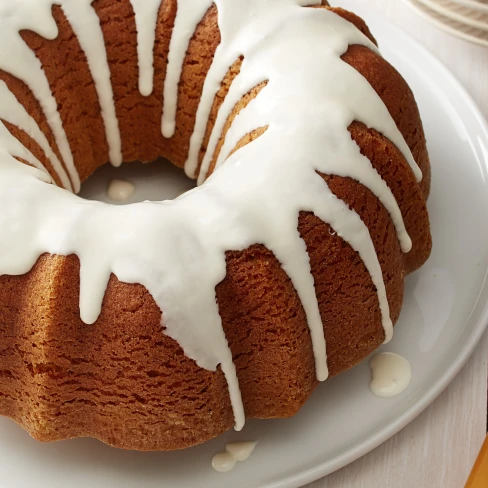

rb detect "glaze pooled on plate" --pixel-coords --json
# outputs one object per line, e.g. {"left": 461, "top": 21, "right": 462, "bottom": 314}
{"left": 370, "top": 352, "right": 412, "bottom": 397}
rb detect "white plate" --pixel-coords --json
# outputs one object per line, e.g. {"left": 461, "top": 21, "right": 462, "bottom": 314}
{"left": 1, "top": 3, "right": 488, "bottom": 488}
{"left": 404, "top": 0, "right": 488, "bottom": 45}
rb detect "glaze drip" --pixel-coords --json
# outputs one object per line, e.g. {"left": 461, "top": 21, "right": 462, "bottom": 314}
{"left": 130, "top": 0, "right": 163, "bottom": 96}
{"left": 0, "top": 80, "right": 69, "bottom": 188}
{"left": 62, "top": 0, "right": 123, "bottom": 167}
{"left": 0, "top": 0, "right": 79, "bottom": 191}
{"left": 0, "top": 0, "right": 421, "bottom": 430}
{"left": 161, "top": 0, "right": 215, "bottom": 138}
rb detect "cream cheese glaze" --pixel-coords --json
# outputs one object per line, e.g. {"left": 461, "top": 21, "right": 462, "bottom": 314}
{"left": 370, "top": 352, "right": 412, "bottom": 397}
{"left": 211, "top": 451, "right": 237, "bottom": 473}
{"left": 0, "top": 0, "right": 421, "bottom": 431}
{"left": 212, "top": 441, "right": 258, "bottom": 472}
{"left": 107, "top": 179, "right": 135, "bottom": 202}
{"left": 225, "top": 441, "right": 258, "bottom": 462}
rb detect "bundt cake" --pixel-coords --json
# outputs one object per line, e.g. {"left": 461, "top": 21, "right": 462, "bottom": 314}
{"left": 0, "top": 0, "right": 432, "bottom": 451}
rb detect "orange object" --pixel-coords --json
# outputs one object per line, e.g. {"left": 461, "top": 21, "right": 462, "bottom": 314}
{"left": 465, "top": 434, "right": 488, "bottom": 487}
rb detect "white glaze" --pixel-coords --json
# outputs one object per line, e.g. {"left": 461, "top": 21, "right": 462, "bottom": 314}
{"left": 370, "top": 352, "right": 412, "bottom": 397}
{"left": 0, "top": 127, "right": 53, "bottom": 187}
{"left": 226, "top": 441, "right": 257, "bottom": 462}
{"left": 0, "top": 81, "right": 69, "bottom": 189}
{"left": 107, "top": 179, "right": 135, "bottom": 202}
{"left": 61, "top": 0, "right": 122, "bottom": 167}
{"left": 0, "top": 0, "right": 422, "bottom": 430}
{"left": 130, "top": 0, "right": 162, "bottom": 96}
{"left": 0, "top": 0, "right": 79, "bottom": 191}
{"left": 212, "top": 441, "right": 257, "bottom": 472}
{"left": 211, "top": 451, "right": 237, "bottom": 473}
{"left": 161, "top": 0, "right": 215, "bottom": 138}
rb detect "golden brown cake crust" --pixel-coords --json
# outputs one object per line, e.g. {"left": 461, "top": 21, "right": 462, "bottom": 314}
{"left": 0, "top": 2, "right": 431, "bottom": 450}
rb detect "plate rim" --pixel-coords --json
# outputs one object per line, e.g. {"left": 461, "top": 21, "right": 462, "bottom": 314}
{"left": 261, "top": 6, "right": 488, "bottom": 487}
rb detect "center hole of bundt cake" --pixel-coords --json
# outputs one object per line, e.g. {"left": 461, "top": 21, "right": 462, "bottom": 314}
{"left": 78, "top": 159, "right": 196, "bottom": 204}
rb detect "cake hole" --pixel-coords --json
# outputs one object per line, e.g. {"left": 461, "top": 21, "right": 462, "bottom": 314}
{"left": 79, "top": 158, "right": 196, "bottom": 204}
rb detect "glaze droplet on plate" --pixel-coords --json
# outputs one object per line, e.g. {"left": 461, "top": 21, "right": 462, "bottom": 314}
{"left": 212, "top": 441, "right": 258, "bottom": 472}
{"left": 212, "top": 451, "right": 237, "bottom": 473}
{"left": 107, "top": 179, "right": 135, "bottom": 202}
{"left": 370, "top": 352, "right": 412, "bottom": 397}
{"left": 226, "top": 441, "right": 257, "bottom": 461}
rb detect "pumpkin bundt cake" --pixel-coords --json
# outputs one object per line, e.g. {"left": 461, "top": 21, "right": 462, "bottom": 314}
{"left": 0, "top": 0, "right": 432, "bottom": 450}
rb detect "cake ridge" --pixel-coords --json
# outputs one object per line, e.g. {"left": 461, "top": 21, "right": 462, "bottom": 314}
{"left": 0, "top": 0, "right": 428, "bottom": 440}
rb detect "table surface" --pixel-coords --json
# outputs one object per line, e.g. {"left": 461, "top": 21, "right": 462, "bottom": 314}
{"left": 305, "top": 1, "right": 488, "bottom": 487}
